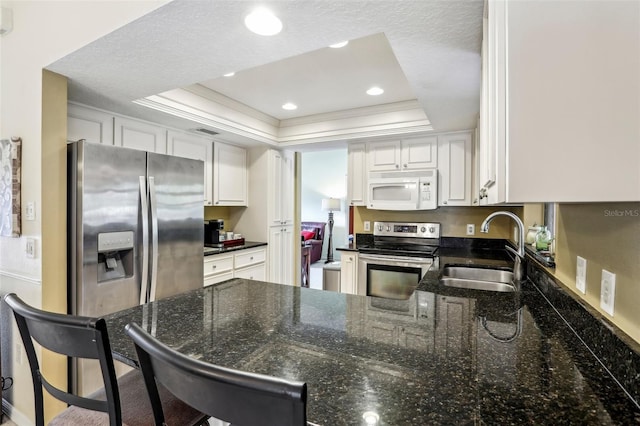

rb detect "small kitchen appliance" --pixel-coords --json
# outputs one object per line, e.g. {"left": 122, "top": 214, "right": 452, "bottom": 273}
{"left": 204, "top": 219, "right": 224, "bottom": 246}
{"left": 357, "top": 222, "right": 440, "bottom": 299}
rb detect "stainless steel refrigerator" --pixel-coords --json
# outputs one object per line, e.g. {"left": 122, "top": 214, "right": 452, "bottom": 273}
{"left": 68, "top": 140, "right": 204, "bottom": 394}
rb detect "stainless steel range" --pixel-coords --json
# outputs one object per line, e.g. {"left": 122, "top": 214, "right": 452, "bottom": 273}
{"left": 357, "top": 222, "right": 440, "bottom": 299}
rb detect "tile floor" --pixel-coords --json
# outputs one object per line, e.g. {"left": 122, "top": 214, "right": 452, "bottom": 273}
{"left": 0, "top": 416, "right": 16, "bottom": 426}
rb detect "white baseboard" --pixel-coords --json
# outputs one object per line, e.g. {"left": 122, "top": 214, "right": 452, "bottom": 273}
{"left": 2, "top": 398, "right": 32, "bottom": 426}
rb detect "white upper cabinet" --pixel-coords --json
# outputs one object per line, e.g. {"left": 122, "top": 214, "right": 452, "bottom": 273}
{"left": 213, "top": 142, "right": 247, "bottom": 206}
{"left": 167, "top": 130, "right": 213, "bottom": 205}
{"left": 400, "top": 136, "right": 438, "bottom": 170}
{"left": 438, "top": 132, "right": 473, "bottom": 206}
{"left": 67, "top": 104, "right": 113, "bottom": 145}
{"left": 347, "top": 143, "right": 367, "bottom": 206}
{"left": 368, "top": 137, "right": 437, "bottom": 172}
{"left": 114, "top": 117, "right": 167, "bottom": 154}
{"left": 368, "top": 140, "right": 401, "bottom": 172}
{"left": 480, "top": 0, "right": 640, "bottom": 203}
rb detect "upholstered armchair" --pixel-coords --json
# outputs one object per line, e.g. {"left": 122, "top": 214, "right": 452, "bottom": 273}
{"left": 300, "top": 221, "right": 326, "bottom": 264}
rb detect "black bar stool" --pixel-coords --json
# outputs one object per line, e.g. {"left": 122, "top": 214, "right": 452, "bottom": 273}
{"left": 3, "top": 293, "right": 207, "bottom": 426}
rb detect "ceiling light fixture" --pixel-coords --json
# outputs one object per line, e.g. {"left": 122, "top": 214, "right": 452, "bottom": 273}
{"left": 366, "top": 86, "right": 384, "bottom": 96}
{"left": 223, "top": 72, "right": 235, "bottom": 77}
{"left": 244, "top": 7, "right": 282, "bottom": 36}
{"left": 329, "top": 41, "right": 349, "bottom": 48}
{"left": 282, "top": 102, "right": 298, "bottom": 111}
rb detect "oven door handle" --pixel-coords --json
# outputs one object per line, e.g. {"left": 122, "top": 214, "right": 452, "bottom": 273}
{"left": 358, "top": 254, "right": 432, "bottom": 264}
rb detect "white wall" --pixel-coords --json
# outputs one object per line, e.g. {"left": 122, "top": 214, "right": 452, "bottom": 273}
{"left": 301, "top": 149, "right": 347, "bottom": 261}
{"left": 0, "top": 1, "right": 167, "bottom": 423}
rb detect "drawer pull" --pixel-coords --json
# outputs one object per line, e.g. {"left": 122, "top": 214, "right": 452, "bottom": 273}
{"left": 212, "top": 265, "right": 216, "bottom": 269}
{"left": 250, "top": 256, "right": 254, "bottom": 261}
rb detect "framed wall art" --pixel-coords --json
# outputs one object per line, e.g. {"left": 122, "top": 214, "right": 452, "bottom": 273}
{"left": 0, "top": 137, "right": 22, "bottom": 237}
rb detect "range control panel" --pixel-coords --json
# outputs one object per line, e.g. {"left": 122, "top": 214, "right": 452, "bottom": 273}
{"left": 373, "top": 222, "right": 440, "bottom": 238}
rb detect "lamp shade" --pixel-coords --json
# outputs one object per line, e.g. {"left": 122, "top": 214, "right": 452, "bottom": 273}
{"left": 321, "top": 198, "right": 341, "bottom": 212}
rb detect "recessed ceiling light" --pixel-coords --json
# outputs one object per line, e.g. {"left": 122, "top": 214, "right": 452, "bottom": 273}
{"left": 244, "top": 7, "right": 282, "bottom": 36}
{"left": 366, "top": 87, "right": 384, "bottom": 96}
{"left": 282, "top": 102, "right": 298, "bottom": 111}
{"left": 329, "top": 41, "right": 349, "bottom": 48}
{"left": 223, "top": 72, "right": 235, "bottom": 77}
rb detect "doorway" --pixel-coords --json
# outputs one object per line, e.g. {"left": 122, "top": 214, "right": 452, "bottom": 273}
{"left": 300, "top": 149, "right": 348, "bottom": 289}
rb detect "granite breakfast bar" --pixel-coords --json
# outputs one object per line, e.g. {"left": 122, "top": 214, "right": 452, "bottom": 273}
{"left": 105, "top": 265, "right": 640, "bottom": 425}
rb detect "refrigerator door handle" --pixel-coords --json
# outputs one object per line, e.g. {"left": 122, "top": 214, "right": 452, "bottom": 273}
{"left": 148, "top": 176, "right": 159, "bottom": 302}
{"left": 139, "top": 176, "right": 150, "bottom": 305}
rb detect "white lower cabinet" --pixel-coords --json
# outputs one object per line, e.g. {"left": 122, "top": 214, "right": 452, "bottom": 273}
{"left": 203, "top": 254, "right": 234, "bottom": 286}
{"left": 269, "top": 226, "right": 294, "bottom": 285}
{"left": 234, "top": 263, "right": 266, "bottom": 281}
{"left": 203, "top": 247, "right": 267, "bottom": 285}
{"left": 234, "top": 247, "right": 267, "bottom": 281}
{"left": 340, "top": 252, "right": 358, "bottom": 295}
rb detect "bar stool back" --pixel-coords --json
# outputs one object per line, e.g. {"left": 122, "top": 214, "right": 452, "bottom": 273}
{"left": 125, "top": 322, "right": 308, "bottom": 426}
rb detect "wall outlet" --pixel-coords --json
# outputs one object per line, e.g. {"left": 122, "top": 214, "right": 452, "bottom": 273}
{"left": 600, "top": 269, "right": 616, "bottom": 316}
{"left": 26, "top": 237, "right": 36, "bottom": 258}
{"left": 466, "top": 224, "right": 475, "bottom": 235}
{"left": 25, "top": 201, "right": 35, "bottom": 221}
{"left": 576, "top": 256, "right": 587, "bottom": 294}
{"left": 364, "top": 221, "right": 371, "bottom": 232}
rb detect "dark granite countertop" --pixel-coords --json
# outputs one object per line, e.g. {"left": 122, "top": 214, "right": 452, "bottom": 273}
{"left": 105, "top": 258, "right": 640, "bottom": 424}
{"left": 204, "top": 241, "right": 267, "bottom": 256}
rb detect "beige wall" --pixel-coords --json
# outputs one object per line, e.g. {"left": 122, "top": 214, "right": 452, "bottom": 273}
{"left": 353, "top": 206, "right": 523, "bottom": 240}
{"left": 554, "top": 202, "right": 640, "bottom": 343}
{"left": 40, "top": 69, "right": 68, "bottom": 421}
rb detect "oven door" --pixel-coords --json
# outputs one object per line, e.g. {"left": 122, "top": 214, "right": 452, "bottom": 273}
{"left": 357, "top": 254, "right": 432, "bottom": 299}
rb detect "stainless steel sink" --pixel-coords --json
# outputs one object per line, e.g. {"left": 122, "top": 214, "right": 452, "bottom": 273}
{"left": 440, "top": 266, "right": 516, "bottom": 292}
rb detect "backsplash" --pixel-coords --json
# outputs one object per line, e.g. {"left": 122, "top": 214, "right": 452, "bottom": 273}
{"left": 353, "top": 206, "right": 523, "bottom": 239}
{"left": 554, "top": 202, "right": 640, "bottom": 344}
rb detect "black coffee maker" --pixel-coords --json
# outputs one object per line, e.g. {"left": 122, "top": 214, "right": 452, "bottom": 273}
{"left": 204, "top": 219, "right": 224, "bottom": 246}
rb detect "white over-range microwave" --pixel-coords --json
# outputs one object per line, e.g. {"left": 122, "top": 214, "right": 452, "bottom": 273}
{"left": 368, "top": 170, "right": 437, "bottom": 210}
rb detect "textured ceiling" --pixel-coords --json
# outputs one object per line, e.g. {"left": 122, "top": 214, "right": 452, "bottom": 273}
{"left": 48, "top": 0, "right": 484, "bottom": 146}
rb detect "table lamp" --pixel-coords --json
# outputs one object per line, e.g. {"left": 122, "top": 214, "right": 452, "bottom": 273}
{"left": 322, "top": 198, "right": 341, "bottom": 263}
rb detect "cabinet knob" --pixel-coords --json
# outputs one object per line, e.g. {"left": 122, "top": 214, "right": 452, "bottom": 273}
{"left": 250, "top": 256, "right": 254, "bottom": 260}
{"left": 215, "top": 201, "right": 219, "bottom": 205}
{"left": 403, "top": 164, "right": 407, "bottom": 168}
{"left": 443, "top": 201, "right": 447, "bottom": 205}
{"left": 212, "top": 265, "right": 216, "bottom": 269}
{"left": 395, "top": 164, "right": 399, "bottom": 169}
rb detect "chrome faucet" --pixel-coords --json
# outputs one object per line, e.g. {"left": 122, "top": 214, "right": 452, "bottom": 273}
{"left": 480, "top": 211, "right": 526, "bottom": 282}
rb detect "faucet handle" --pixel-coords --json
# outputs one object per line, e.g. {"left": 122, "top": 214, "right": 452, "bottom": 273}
{"left": 505, "top": 245, "right": 524, "bottom": 259}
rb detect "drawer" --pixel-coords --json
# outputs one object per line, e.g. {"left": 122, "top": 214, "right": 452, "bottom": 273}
{"left": 234, "top": 248, "right": 266, "bottom": 269}
{"left": 234, "top": 263, "right": 266, "bottom": 281}
{"left": 203, "top": 254, "right": 234, "bottom": 277}
{"left": 204, "top": 271, "right": 234, "bottom": 286}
